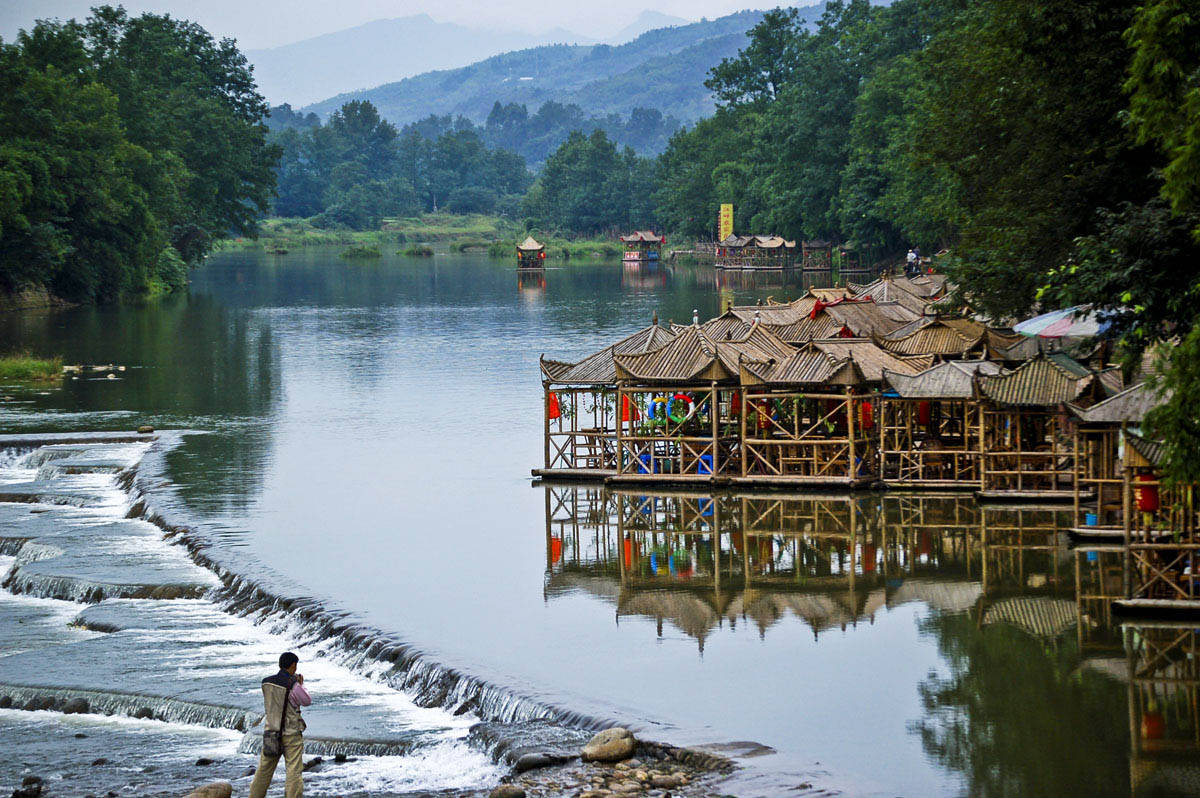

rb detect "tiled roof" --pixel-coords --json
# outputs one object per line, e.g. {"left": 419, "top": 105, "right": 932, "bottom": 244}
{"left": 883, "top": 360, "right": 1003, "bottom": 398}
{"left": 848, "top": 274, "right": 946, "bottom": 315}
{"left": 1126, "top": 432, "right": 1164, "bottom": 468}
{"left": 619, "top": 231, "right": 663, "bottom": 243}
{"left": 541, "top": 325, "right": 676, "bottom": 385}
{"left": 718, "top": 234, "right": 797, "bottom": 249}
{"left": 614, "top": 323, "right": 796, "bottom": 384}
{"left": 878, "top": 316, "right": 987, "bottom": 357}
{"left": 977, "top": 353, "right": 1096, "bottom": 406}
{"left": 739, "top": 349, "right": 858, "bottom": 387}
{"left": 809, "top": 339, "right": 931, "bottom": 383}
{"left": 1070, "top": 382, "right": 1166, "bottom": 424}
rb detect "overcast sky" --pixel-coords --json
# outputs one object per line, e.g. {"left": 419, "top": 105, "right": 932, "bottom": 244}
{"left": 2, "top": 1, "right": 774, "bottom": 50}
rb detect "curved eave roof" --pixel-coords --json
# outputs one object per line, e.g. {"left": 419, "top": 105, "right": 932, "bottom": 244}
{"left": 978, "top": 353, "right": 1095, "bottom": 406}
{"left": 541, "top": 324, "right": 676, "bottom": 385}
{"left": 1069, "top": 382, "right": 1166, "bottom": 424}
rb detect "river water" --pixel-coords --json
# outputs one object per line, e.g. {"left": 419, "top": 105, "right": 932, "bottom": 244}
{"left": 0, "top": 250, "right": 1162, "bottom": 796}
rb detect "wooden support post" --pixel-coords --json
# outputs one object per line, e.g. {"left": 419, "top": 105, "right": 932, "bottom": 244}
{"left": 1073, "top": 427, "right": 1080, "bottom": 526}
{"left": 1122, "top": 461, "right": 1132, "bottom": 599}
{"left": 544, "top": 383, "right": 552, "bottom": 469}
{"left": 711, "top": 382, "right": 720, "bottom": 476}
{"left": 616, "top": 383, "right": 626, "bottom": 475}
{"left": 739, "top": 387, "right": 748, "bottom": 477}
{"left": 846, "top": 387, "right": 857, "bottom": 483}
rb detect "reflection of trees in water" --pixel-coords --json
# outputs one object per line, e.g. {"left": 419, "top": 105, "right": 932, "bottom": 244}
{"left": 913, "top": 611, "right": 1127, "bottom": 797}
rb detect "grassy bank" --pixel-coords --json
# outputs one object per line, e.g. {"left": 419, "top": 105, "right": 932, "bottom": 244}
{"left": 0, "top": 354, "right": 62, "bottom": 382}
{"left": 214, "top": 214, "right": 523, "bottom": 253}
{"left": 215, "top": 215, "right": 669, "bottom": 262}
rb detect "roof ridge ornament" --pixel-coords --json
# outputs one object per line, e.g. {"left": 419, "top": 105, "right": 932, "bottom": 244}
{"left": 692, "top": 309, "right": 699, "bottom": 326}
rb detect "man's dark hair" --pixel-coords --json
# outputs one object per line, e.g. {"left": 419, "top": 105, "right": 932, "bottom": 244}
{"left": 279, "top": 651, "right": 299, "bottom": 670}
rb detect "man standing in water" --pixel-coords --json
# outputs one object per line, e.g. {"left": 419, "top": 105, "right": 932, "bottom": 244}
{"left": 249, "top": 651, "right": 311, "bottom": 798}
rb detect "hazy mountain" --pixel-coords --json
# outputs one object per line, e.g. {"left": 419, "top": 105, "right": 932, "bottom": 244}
{"left": 301, "top": 9, "right": 823, "bottom": 126}
{"left": 609, "top": 10, "right": 691, "bottom": 43}
{"left": 246, "top": 15, "right": 594, "bottom": 106}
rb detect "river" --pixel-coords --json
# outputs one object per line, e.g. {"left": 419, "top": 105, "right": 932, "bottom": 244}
{"left": 0, "top": 250, "right": 1149, "bottom": 796}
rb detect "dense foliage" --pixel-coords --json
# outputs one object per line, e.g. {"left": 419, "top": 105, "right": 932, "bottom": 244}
{"left": 271, "top": 101, "right": 531, "bottom": 227}
{"left": 0, "top": 6, "right": 276, "bottom": 301}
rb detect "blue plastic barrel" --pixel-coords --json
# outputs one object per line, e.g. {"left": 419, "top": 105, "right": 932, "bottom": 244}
{"left": 638, "top": 453, "right": 652, "bottom": 474}
{"left": 1085, "top": 512, "right": 1098, "bottom": 526}
{"left": 698, "top": 454, "right": 714, "bottom": 474}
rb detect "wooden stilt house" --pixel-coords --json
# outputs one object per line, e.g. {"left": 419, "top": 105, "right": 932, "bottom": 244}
{"left": 715, "top": 235, "right": 798, "bottom": 270}
{"left": 619, "top": 231, "right": 664, "bottom": 263}
{"left": 611, "top": 320, "right": 796, "bottom": 482}
{"left": 975, "top": 352, "right": 1110, "bottom": 500}
{"left": 735, "top": 339, "right": 931, "bottom": 487}
{"left": 538, "top": 322, "right": 676, "bottom": 478}
{"left": 517, "top": 236, "right": 546, "bottom": 268}
{"left": 878, "top": 360, "right": 1003, "bottom": 487}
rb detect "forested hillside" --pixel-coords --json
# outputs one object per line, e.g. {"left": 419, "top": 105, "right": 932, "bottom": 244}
{"left": 301, "top": 9, "right": 816, "bottom": 126}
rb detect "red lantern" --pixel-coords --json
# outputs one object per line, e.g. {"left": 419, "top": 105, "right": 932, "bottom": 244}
{"left": 547, "top": 391, "right": 561, "bottom": 420}
{"left": 1135, "top": 473, "right": 1160, "bottom": 512}
{"left": 862, "top": 542, "right": 877, "bottom": 573}
{"left": 860, "top": 400, "right": 874, "bottom": 430}
{"left": 730, "top": 391, "right": 741, "bottom": 416}
{"left": 550, "top": 536, "right": 563, "bottom": 564}
{"left": 621, "top": 394, "right": 639, "bottom": 422}
{"left": 918, "top": 400, "right": 932, "bottom": 426}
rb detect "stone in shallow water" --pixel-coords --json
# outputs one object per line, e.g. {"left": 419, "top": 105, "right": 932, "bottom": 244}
{"left": 582, "top": 727, "right": 636, "bottom": 763}
{"left": 183, "top": 781, "right": 232, "bottom": 798}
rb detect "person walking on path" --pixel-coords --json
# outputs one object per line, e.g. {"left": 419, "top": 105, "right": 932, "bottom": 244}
{"left": 249, "top": 651, "right": 311, "bottom": 798}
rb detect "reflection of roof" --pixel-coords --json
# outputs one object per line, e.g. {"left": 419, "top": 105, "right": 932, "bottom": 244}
{"left": 517, "top": 236, "right": 544, "bottom": 251}
{"left": 978, "top": 353, "right": 1096, "bottom": 406}
{"left": 889, "top": 579, "right": 983, "bottom": 612}
{"left": 619, "top": 589, "right": 722, "bottom": 645}
{"left": 883, "top": 360, "right": 1003, "bottom": 399}
{"left": 982, "top": 596, "right": 1076, "bottom": 639}
{"left": 541, "top": 325, "right": 676, "bottom": 385}
{"left": 614, "top": 323, "right": 795, "bottom": 384}
{"left": 619, "top": 231, "right": 663, "bottom": 243}
{"left": 1070, "top": 382, "right": 1165, "bottom": 424}
{"left": 878, "top": 316, "right": 986, "bottom": 357}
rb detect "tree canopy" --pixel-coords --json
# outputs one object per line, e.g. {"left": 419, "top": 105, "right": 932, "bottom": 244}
{"left": 0, "top": 6, "right": 277, "bottom": 301}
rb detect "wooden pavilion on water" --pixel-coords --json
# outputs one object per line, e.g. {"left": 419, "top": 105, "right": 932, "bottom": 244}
{"left": 715, "top": 235, "right": 798, "bottom": 270}
{"left": 619, "top": 231, "right": 664, "bottom": 263}
{"left": 532, "top": 274, "right": 1187, "bottom": 518}
{"left": 877, "top": 360, "right": 1002, "bottom": 488}
{"left": 516, "top": 236, "right": 546, "bottom": 269}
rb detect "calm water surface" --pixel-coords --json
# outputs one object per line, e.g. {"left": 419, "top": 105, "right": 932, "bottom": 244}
{"left": 0, "top": 250, "right": 1157, "bottom": 795}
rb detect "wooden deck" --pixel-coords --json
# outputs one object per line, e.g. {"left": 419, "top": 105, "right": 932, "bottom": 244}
{"left": 531, "top": 468, "right": 615, "bottom": 482}
{"left": 1114, "top": 599, "right": 1200, "bottom": 617}
{"left": 975, "top": 489, "right": 1081, "bottom": 504}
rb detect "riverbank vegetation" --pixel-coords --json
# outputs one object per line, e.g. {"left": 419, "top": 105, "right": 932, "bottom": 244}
{"left": 0, "top": 354, "right": 62, "bottom": 383}
{"left": 0, "top": 6, "right": 277, "bottom": 303}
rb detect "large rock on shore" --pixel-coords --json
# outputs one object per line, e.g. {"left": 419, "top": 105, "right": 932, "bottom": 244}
{"left": 581, "top": 727, "right": 636, "bottom": 763}
{"left": 183, "top": 782, "right": 232, "bottom": 798}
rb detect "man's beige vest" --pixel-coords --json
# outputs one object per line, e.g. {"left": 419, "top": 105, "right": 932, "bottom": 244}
{"left": 262, "top": 680, "right": 306, "bottom": 735}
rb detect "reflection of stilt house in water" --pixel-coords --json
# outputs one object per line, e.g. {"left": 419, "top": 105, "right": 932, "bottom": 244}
{"left": 975, "top": 353, "right": 1112, "bottom": 500}
{"left": 619, "top": 231, "right": 663, "bottom": 263}
{"left": 1123, "top": 622, "right": 1200, "bottom": 795}
{"left": 539, "top": 321, "right": 676, "bottom": 476}
{"left": 715, "top": 235, "right": 797, "bottom": 270}
{"left": 516, "top": 236, "right": 546, "bottom": 268}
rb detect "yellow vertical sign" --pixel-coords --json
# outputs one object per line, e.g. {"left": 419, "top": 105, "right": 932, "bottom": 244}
{"left": 718, "top": 204, "right": 733, "bottom": 241}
